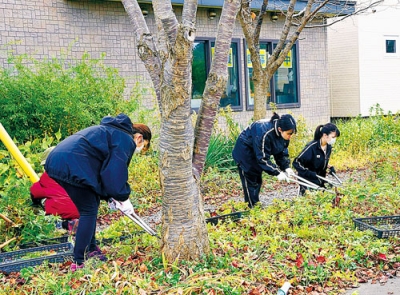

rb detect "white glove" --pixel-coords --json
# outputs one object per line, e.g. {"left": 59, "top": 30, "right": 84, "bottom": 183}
{"left": 114, "top": 199, "right": 134, "bottom": 215}
{"left": 108, "top": 199, "right": 117, "bottom": 211}
{"left": 277, "top": 172, "right": 289, "bottom": 182}
{"left": 285, "top": 168, "right": 295, "bottom": 177}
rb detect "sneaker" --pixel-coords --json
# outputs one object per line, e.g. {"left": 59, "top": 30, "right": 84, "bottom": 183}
{"left": 87, "top": 246, "right": 107, "bottom": 262}
{"left": 70, "top": 263, "right": 84, "bottom": 272}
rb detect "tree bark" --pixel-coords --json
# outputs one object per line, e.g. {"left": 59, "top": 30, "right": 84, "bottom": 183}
{"left": 122, "top": 0, "right": 239, "bottom": 261}
{"left": 192, "top": 0, "right": 241, "bottom": 175}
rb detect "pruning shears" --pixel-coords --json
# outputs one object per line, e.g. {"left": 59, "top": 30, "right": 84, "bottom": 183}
{"left": 108, "top": 199, "right": 160, "bottom": 238}
{"left": 287, "top": 174, "right": 336, "bottom": 194}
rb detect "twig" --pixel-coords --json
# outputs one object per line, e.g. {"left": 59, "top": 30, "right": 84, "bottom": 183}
{"left": 0, "top": 213, "right": 16, "bottom": 226}
{"left": 0, "top": 237, "right": 17, "bottom": 249}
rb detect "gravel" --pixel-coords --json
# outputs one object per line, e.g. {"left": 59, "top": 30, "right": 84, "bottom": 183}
{"left": 140, "top": 170, "right": 361, "bottom": 226}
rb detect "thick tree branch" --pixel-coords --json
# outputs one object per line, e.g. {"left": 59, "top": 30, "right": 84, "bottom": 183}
{"left": 192, "top": 0, "right": 241, "bottom": 175}
{"left": 122, "top": 0, "right": 163, "bottom": 112}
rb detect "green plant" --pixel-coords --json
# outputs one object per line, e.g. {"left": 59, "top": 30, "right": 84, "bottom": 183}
{"left": 0, "top": 50, "right": 141, "bottom": 142}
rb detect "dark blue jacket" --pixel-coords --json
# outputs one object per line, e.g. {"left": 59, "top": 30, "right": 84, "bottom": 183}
{"left": 292, "top": 140, "right": 332, "bottom": 186}
{"left": 45, "top": 114, "right": 136, "bottom": 201}
{"left": 232, "top": 119, "right": 290, "bottom": 176}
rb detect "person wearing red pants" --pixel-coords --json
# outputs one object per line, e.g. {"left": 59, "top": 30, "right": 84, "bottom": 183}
{"left": 45, "top": 113, "right": 151, "bottom": 272}
{"left": 30, "top": 147, "right": 79, "bottom": 234}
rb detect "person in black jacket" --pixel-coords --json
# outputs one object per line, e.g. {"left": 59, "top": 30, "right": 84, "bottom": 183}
{"left": 45, "top": 113, "right": 151, "bottom": 271}
{"left": 232, "top": 113, "right": 297, "bottom": 208}
{"left": 293, "top": 123, "right": 340, "bottom": 195}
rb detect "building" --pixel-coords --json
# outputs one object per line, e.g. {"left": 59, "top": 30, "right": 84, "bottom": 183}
{"left": 1, "top": 0, "right": 354, "bottom": 128}
{"left": 328, "top": 0, "right": 400, "bottom": 118}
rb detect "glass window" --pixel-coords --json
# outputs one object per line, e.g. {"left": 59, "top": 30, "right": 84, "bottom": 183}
{"left": 191, "top": 39, "right": 242, "bottom": 109}
{"left": 246, "top": 44, "right": 271, "bottom": 106}
{"left": 192, "top": 41, "right": 208, "bottom": 108}
{"left": 245, "top": 41, "right": 299, "bottom": 109}
{"left": 272, "top": 44, "right": 298, "bottom": 105}
{"left": 386, "top": 39, "right": 396, "bottom": 53}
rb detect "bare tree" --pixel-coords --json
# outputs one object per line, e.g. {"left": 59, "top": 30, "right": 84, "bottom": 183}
{"left": 121, "top": 0, "right": 240, "bottom": 261}
{"left": 238, "top": 0, "right": 383, "bottom": 120}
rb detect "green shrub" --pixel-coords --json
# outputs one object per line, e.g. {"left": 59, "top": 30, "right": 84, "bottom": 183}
{"left": 332, "top": 104, "right": 400, "bottom": 168}
{"left": 0, "top": 51, "right": 141, "bottom": 141}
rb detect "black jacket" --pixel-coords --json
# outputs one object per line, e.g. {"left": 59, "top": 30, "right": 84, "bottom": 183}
{"left": 293, "top": 140, "right": 332, "bottom": 186}
{"left": 45, "top": 113, "right": 136, "bottom": 201}
{"left": 232, "top": 119, "right": 290, "bottom": 176}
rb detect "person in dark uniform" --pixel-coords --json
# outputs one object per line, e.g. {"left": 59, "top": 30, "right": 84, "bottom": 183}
{"left": 45, "top": 113, "right": 151, "bottom": 271}
{"left": 293, "top": 123, "right": 340, "bottom": 195}
{"left": 232, "top": 112, "right": 297, "bottom": 208}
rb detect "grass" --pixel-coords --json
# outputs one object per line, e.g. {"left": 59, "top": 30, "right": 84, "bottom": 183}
{"left": 1, "top": 107, "right": 400, "bottom": 294}
{"left": 1, "top": 148, "right": 399, "bottom": 294}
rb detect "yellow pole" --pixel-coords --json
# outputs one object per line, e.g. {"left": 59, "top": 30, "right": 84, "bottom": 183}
{"left": 0, "top": 123, "right": 39, "bottom": 183}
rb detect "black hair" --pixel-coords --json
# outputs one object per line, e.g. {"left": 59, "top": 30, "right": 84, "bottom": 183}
{"left": 313, "top": 123, "right": 340, "bottom": 141}
{"left": 271, "top": 112, "right": 297, "bottom": 133}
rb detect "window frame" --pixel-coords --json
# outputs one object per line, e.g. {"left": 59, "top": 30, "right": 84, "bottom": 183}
{"left": 244, "top": 39, "right": 301, "bottom": 111}
{"left": 384, "top": 35, "right": 398, "bottom": 57}
{"left": 191, "top": 37, "right": 244, "bottom": 112}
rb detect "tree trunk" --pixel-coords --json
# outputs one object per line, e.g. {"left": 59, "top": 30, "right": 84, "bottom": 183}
{"left": 122, "top": 0, "right": 239, "bottom": 261}
{"left": 192, "top": 0, "right": 241, "bottom": 175}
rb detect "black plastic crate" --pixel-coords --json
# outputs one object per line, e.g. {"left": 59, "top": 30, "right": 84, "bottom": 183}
{"left": 206, "top": 211, "right": 249, "bottom": 225}
{"left": 353, "top": 215, "right": 400, "bottom": 238}
{"left": 18, "top": 235, "right": 70, "bottom": 249}
{"left": 0, "top": 242, "right": 73, "bottom": 273}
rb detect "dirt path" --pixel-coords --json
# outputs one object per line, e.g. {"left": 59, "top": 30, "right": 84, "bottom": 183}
{"left": 140, "top": 169, "right": 367, "bottom": 226}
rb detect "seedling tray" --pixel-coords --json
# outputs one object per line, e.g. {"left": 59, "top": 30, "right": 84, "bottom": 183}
{"left": 0, "top": 242, "right": 73, "bottom": 273}
{"left": 206, "top": 211, "right": 249, "bottom": 225}
{"left": 18, "top": 235, "right": 69, "bottom": 249}
{"left": 353, "top": 215, "right": 400, "bottom": 238}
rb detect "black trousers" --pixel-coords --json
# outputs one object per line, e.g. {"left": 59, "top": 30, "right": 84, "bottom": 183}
{"left": 56, "top": 180, "right": 100, "bottom": 264}
{"left": 238, "top": 166, "right": 262, "bottom": 208}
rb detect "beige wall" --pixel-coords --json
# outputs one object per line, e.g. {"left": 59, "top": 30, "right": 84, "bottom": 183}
{"left": 327, "top": 17, "right": 361, "bottom": 117}
{"left": 1, "top": 0, "right": 332, "bottom": 131}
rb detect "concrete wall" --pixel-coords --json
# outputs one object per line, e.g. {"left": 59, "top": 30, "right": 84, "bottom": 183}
{"left": 327, "top": 16, "right": 361, "bottom": 117}
{"left": 327, "top": 0, "right": 400, "bottom": 117}
{"left": 1, "top": 0, "right": 331, "bottom": 131}
{"left": 358, "top": 0, "right": 400, "bottom": 115}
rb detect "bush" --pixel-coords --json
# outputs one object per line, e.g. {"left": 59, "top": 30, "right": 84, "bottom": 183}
{"left": 0, "top": 51, "right": 141, "bottom": 141}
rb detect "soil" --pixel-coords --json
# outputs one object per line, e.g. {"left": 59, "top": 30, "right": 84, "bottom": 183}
{"left": 137, "top": 169, "right": 367, "bottom": 227}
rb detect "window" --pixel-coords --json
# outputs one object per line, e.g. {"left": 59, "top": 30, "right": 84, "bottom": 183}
{"left": 191, "top": 39, "right": 242, "bottom": 109}
{"left": 245, "top": 41, "right": 300, "bottom": 109}
{"left": 386, "top": 39, "right": 396, "bottom": 54}
{"left": 192, "top": 41, "right": 208, "bottom": 108}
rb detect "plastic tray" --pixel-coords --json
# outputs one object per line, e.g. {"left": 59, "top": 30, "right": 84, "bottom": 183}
{"left": 0, "top": 242, "right": 73, "bottom": 273}
{"left": 206, "top": 211, "right": 249, "bottom": 225}
{"left": 353, "top": 215, "right": 400, "bottom": 238}
{"left": 18, "top": 235, "right": 69, "bottom": 249}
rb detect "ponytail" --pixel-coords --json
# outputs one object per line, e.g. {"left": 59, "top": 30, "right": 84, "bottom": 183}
{"left": 313, "top": 123, "right": 340, "bottom": 141}
{"left": 271, "top": 112, "right": 297, "bottom": 133}
{"left": 270, "top": 112, "right": 280, "bottom": 121}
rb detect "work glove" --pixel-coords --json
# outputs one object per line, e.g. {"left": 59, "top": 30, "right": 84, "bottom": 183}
{"left": 328, "top": 166, "right": 336, "bottom": 175}
{"left": 285, "top": 168, "right": 295, "bottom": 177}
{"left": 115, "top": 199, "right": 135, "bottom": 215}
{"left": 108, "top": 198, "right": 135, "bottom": 215}
{"left": 277, "top": 172, "right": 289, "bottom": 182}
{"left": 108, "top": 198, "right": 117, "bottom": 211}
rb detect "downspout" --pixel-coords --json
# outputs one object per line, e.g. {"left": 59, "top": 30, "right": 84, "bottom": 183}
{"left": 0, "top": 123, "right": 39, "bottom": 183}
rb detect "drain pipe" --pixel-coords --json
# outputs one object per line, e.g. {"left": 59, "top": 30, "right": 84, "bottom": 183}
{"left": 0, "top": 123, "right": 39, "bottom": 183}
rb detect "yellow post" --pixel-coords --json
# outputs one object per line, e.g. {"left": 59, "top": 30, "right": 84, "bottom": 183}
{"left": 0, "top": 123, "right": 39, "bottom": 183}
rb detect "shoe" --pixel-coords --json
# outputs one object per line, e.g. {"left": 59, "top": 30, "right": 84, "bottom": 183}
{"left": 87, "top": 246, "right": 107, "bottom": 262}
{"left": 70, "top": 263, "right": 84, "bottom": 272}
